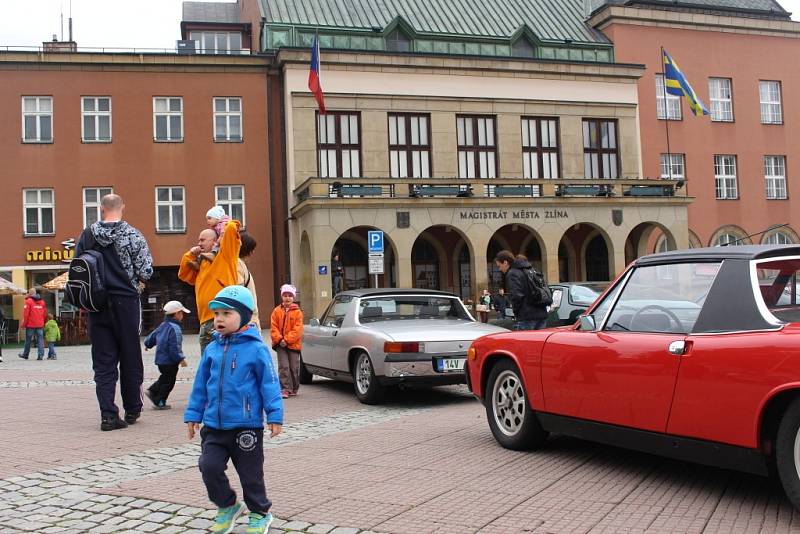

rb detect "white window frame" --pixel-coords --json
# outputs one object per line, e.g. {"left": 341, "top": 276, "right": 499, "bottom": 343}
{"left": 760, "top": 81, "right": 783, "bottom": 125}
{"left": 154, "top": 186, "right": 186, "bottom": 233}
{"left": 655, "top": 75, "right": 682, "bottom": 120}
{"left": 714, "top": 233, "right": 740, "bottom": 247}
{"left": 21, "top": 96, "right": 53, "bottom": 143}
{"left": 213, "top": 97, "right": 243, "bottom": 142}
{"left": 764, "top": 155, "right": 787, "bottom": 200}
{"left": 23, "top": 188, "right": 55, "bottom": 236}
{"left": 215, "top": 185, "right": 245, "bottom": 225}
{"left": 189, "top": 31, "right": 242, "bottom": 54}
{"left": 388, "top": 113, "right": 431, "bottom": 178}
{"left": 709, "top": 78, "right": 734, "bottom": 122}
{"left": 660, "top": 153, "right": 685, "bottom": 179}
{"left": 153, "top": 97, "right": 183, "bottom": 142}
{"left": 81, "top": 97, "right": 112, "bottom": 142}
{"left": 714, "top": 155, "right": 738, "bottom": 200}
{"left": 764, "top": 231, "right": 793, "bottom": 245}
{"left": 82, "top": 187, "right": 114, "bottom": 227}
{"left": 457, "top": 115, "right": 497, "bottom": 179}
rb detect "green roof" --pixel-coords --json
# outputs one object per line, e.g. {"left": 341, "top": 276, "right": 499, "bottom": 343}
{"left": 262, "top": 0, "right": 611, "bottom": 45}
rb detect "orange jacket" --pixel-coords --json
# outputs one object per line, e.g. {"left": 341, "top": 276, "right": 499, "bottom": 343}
{"left": 178, "top": 220, "right": 241, "bottom": 324}
{"left": 270, "top": 303, "right": 304, "bottom": 351}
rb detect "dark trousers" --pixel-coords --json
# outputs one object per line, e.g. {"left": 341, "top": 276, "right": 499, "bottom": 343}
{"left": 333, "top": 275, "right": 343, "bottom": 295}
{"left": 199, "top": 426, "right": 271, "bottom": 514}
{"left": 88, "top": 295, "right": 144, "bottom": 418}
{"left": 514, "top": 318, "right": 547, "bottom": 331}
{"left": 148, "top": 364, "right": 179, "bottom": 404}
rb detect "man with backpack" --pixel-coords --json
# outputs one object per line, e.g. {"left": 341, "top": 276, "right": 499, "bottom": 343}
{"left": 74, "top": 194, "right": 153, "bottom": 431}
{"left": 494, "top": 250, "right": 552, "bottom": 331}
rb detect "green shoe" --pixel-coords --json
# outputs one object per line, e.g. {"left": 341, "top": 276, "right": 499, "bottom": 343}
{"left": 246, "top": 512, "right": 274, "bottom": 534}
{"left": 210, "top": 502, "right": 245, "bottom": 534}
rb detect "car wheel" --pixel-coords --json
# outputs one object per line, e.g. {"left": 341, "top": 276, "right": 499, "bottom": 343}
{"left": 485, "top": 359, "right": 548, "bottom": 450}
{"left": 353, "top": 352, "right": 385, "bottom": 405}
{"left": 298, "top": 355, "right": 314, "bottom": 385}
{"left": 775, "top": 397, "right": 800, "bottom": 509}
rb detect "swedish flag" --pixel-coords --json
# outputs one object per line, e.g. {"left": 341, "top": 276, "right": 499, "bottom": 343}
{"left": 662, "top": 49, "right": 709, "bottom": 117}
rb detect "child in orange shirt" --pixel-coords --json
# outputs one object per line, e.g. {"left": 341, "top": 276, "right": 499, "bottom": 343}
{"left": 269, "top": 284, "right": 304, "bottom": 398}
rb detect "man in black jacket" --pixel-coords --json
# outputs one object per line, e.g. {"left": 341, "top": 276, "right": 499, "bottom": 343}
{"left": 492, "top": 288, "right": 509, "bottom": 320}
{"left": 494, "top": 250, "right": 548, "bottom": 330}
{"left": 76, "top": 194, "right": 153, "bottom": 431}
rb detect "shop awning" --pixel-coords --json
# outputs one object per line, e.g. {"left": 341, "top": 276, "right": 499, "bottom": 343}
{"left": 42, "top": 272, "right": 69, "bottom": 291}
{"left": 0, "top": 277, "right": 27, "bottom": 296}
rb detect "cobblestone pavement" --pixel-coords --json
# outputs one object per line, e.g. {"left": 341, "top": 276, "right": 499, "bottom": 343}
{"left": 1, "top": 336, "right": 800, "bottom": 533}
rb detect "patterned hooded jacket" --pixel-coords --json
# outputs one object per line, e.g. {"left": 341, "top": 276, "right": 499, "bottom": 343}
{"left": 76, "top": 221, "right": 153, "bottom": 295}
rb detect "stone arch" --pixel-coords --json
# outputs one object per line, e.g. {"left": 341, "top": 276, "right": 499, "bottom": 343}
{"left": 299, "top": 231, "right": 312, "bottom": 305}
{"left": 486, "top": 224, "right": 547, "bottom": 290}
{"left": 412, "top": 224, "right": 475, "bottom": 300}
{"left": 709, "top": 224, "right": 750, "bottom": 247}
{"left": 559, "top": 223, "right": 614, "bottom": 282}
{"left": 624, "top": 222, "right": 677, "bottom": 262}
{"left": 332, "top": 226, "right": 398, "bottom": 290}
{"left": 761, "top": 225, "right": 800, "bottom": 245}
{"left": 688, "top": 230, "right": 702, "bottom": 249}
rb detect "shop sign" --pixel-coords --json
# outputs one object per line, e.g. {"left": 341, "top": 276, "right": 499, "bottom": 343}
{"left": 26, "top": 238, "right": 76, "bottom": 263}
{"left": 458, "top": 209, "right": 569, "bottom": 221}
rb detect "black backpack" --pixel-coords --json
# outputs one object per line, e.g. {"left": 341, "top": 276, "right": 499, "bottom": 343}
{"left": 65, "top": 231, "right": 108, "bottom": 313}
{"left": 523, "top": 268, "right": 553, "bottom": 307}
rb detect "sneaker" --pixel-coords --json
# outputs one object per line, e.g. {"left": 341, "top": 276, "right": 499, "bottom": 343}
{"left": 36, "top": 356, "right": 44, "bottom": 361}
{"left": 124, "top": 412, "right": 141, "bottom": 425}
{"left": 0, "top": 354, "right": 4, "bottom": 362}
{"left": 210, "top": 502, "right": 245, "bottom": 534}
{"left": 47, "top": 356, "right": 56, "bottom": 360}
{"left": 18, "top": 353, "right": 28, "bottom": 360}
{"left": 155, "top": 402, "right": 172, "bottom": 410}
{"left": 100, "top": 415, "right": 128, "bottom": 431}
{"left": 246, "top": 512, "right": 273, "bottom": 534}
{"left": 144, "top": 389, "right": 159, "bottom": 408}
{"left": 289, "top": 391, "right": 298, "bottom": 397}
{"left": 281, "top": 390, "right": 290, "bottom": 399}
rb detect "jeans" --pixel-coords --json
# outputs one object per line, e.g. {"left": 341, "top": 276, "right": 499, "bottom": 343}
{"left": 333, "top": 275, "right": 344, "bottom": 295}
{"left": 21, "top": 328, "right": 44, "bottom": 358}
{"left": 514, "top": 318, "right": 547, "bottom": 331}
{"left": 47, "top": 341, "right": 57, "bottom": 358}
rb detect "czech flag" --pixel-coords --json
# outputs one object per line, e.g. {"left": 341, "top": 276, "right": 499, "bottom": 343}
{"left": 308, "top": 34, "right": 326, "bottom": 114}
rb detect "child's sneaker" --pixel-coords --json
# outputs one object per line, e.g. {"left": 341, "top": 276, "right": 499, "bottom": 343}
{"left": 211, "top": 502, "right": 245, "bottom": 534}
{"left": 281, "top": 390, "right": 290, "bottom": 399}
{"left": 144, "top": 390, "right": 159, "bottom": 408}
{"left": 246, "top": 512, "right": 273, "bottom": 534}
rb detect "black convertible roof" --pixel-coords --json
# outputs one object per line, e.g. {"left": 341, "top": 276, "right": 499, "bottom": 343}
{"left": 636, "top": 244, "right": 800, "bottom": 266}
{"left": 338, "top": 288, "right": 459, "bottom": 298}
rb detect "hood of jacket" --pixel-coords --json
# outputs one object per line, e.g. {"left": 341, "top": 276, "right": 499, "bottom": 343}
{"left": 91, "top": 220, "right": 130, "bottom": 247}
{"left": 511, "top": 257, "right": 532, "bottom": 270}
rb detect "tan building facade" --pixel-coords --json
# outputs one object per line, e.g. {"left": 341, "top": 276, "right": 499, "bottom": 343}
{"left": 280, "top": 51, "right": 691, "bottom": 317}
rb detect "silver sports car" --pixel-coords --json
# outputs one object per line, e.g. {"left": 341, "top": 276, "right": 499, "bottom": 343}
{"left": 300, "top": 289, "right": 507, "bottom": 404}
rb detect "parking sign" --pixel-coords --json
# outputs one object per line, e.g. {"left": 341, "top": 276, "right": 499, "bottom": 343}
{"left": 368, "top": 231, "right": 384, "bottom": 254}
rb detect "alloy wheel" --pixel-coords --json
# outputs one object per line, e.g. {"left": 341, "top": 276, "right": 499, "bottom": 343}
{"left": 492, "top": 370, "right": 526, "bottom": 436}
{"left": 794, "top": 425, "right": 800, "bottom": 481}
{"left": 356, "top": 354, "right": 372, "bottom": 394}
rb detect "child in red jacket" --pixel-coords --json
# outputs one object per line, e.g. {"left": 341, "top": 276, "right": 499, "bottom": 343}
{"left": 269, "top": 284, "right": 304, "bottom": 398}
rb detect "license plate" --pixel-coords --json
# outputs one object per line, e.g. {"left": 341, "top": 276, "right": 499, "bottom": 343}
{"left": 436, "top": 358, "right": 466, "bottom": 372}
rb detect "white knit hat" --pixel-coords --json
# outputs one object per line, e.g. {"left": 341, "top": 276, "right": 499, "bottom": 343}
{"left": 206, "top": 206, "right": 226, "bottom": 220}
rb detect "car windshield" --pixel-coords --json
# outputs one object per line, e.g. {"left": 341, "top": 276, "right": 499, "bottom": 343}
{"left": 358, "top": 295, "right": 471, "bottom": 323}
{"left": 755, "top": 257, "right": 800, "bottom": 323}
{"left": 569, "top": 283, "right": 608, "bottom": 305}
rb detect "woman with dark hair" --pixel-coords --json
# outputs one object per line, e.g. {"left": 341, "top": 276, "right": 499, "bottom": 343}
{"left": 237, "top": 230, "right": 261, "bottom": 328}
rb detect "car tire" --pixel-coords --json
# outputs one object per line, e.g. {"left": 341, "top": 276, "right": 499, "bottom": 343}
{"left": 485, "top": 359, "right": 548, "bottom": 451}
{"left": 298, "top": 356, "right": 314, "bottom": 385}
{"left": 775, "top": 397, "right": 800, "bottom": 509}
{"left": 352, "top": 352, "right": 385, "bottom": 405}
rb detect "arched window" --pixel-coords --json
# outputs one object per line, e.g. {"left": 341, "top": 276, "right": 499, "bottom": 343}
{"left": 713, "top": 233, "right": 740, "bottom": 247}
{"left": 512, "top": 38, "right": 535, "bottom": 58}
{"left": 655, "top": 235, "right": 674, "bottom": 253}
{"left": 386, "top": 29, "right": 411, "bottom": 52}
{"left": 764, "top": 231, "right": 793, "bottom": 245}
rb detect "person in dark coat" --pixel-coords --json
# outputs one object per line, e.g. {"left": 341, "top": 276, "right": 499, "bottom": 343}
{"left": 492, "top": 288, "right": 509, "bottom": 320}
{"left": 331, "top": 253, "right": 344, "bottom": 295}
{"left": 494, "top": 250, "right": 548, "bottom": 330}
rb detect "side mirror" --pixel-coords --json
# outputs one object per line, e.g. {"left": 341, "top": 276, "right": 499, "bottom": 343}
{"left": 309, "top": 318, "right": 320, "bottom": 327}
{"left": 579, "top": 315, "right": 596, "bottom": 331}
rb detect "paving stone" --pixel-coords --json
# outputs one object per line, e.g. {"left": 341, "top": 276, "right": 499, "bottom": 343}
{"left": 282, "top": 520, "right": 312, "bottom": 531}
{"left": 307, "top": 524, "right": 335, "bottom": 534}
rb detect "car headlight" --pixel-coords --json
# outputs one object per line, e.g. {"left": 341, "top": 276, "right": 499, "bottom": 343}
{"left": 467, "top": 346, "right": 477, "bottom": 361}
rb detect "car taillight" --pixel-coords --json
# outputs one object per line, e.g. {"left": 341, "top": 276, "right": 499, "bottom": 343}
{"left": 384, "top": 341, "right": 420, "bottom": 353}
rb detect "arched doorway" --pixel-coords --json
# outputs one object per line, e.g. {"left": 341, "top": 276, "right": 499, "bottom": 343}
{"left": 412, "top": 238, "right": 439, "bottom": 290}
{"left": 585, "top": 235, "right": 609, "bottom": 281}
{"left": 624, "top": 222, "right": 677, "bottom": 264}
{"left": 486, "top": 225, "right": 545, "bottom": 290}
{"left": 412, "top": 225, "right": 473, "bottom": 299}
{"left": 331, "top": 227, "right": 396, "bottom": 290}
{"left": 558, "top": 224, "right": 612, "bottom": 282}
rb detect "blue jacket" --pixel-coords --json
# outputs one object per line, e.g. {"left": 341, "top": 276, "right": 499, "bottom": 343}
{"left": 184, "top": 325, "right": 283, "bottom": 429}
{"left": 143, "top": 317, "right": 185, "bottom": 365}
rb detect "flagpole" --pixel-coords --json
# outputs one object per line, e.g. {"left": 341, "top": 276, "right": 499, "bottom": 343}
{"left": 659, "top": 46, "right": 673, "bottom": 182}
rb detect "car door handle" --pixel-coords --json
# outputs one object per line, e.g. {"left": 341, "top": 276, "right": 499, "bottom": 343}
{"left": 668, "top": 340, "right": 686, "bottom": 355}
{"left": 332, "top": 331, "right": 338, "bottom": 337}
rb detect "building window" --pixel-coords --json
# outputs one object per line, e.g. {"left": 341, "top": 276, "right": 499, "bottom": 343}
{"left": 583, "top": 119, "right": 619, "bottom": 179}
{"left": 760, "top": 81, "right": 783, "bottom": 125}
{"left": 714, "top": 155, "right": 738, "bottom": 199}
{"left": 22, "top": 96, "right": 53, "bottom": 143}
{"left": 660, "top": 153, "right": 685, "bottom": 179}
{"left": 190, "top": 31, "right": 242, "bottom": 54}
{"left": 655, "top": 75, "right": 681, "bottom": 120}
{"left": 83, "top": 187, "right": 113, "bottom": 227}
{"left": 714, "top": 233, "right": 740, "bottom": 247}
{"left": 457, "top": 115, "right": 497, "bottom": 179}
{"left": 765, "top": 155, "right": 787, "bottom": 200}
{"left": 386, "top": 29, "right": 411, "bottom": 52}
{"left": 709, "top": 78, "right": 734, "bottom": 122}
{"left": 155, "top": 186, "right": 186, "bottom": 232}
{"left": 81, "top": 97, "right": 111, "bottom": 142}
{"left": 23, "top": 189, "right": 55, "bottom": 236}
{"left": 764, "top": 231, "right": 793, "bottom": 245}
{"left": 512, "top": 38, "right": 535, "bottom": 58}
{"left": 521, "top": 117, "right": 559, "bottom": 196}
{"left": 215, "top": 185, "right": 245, "bottom": 225}
{"left": 213, "top": 97, "right": 242, "bottom": 142}
{"left": 153, "top": 97, "right": 183, "bottom": 142}
{"left": 388, "top": 114, "right": 431, "bottom": 178}
{"left": 317, "top": 112, "right": 361, "bottom": 178}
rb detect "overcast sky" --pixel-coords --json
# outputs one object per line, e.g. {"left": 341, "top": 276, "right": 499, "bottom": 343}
{"left": 0, "top": 0, "right": 798, "bottom": 50}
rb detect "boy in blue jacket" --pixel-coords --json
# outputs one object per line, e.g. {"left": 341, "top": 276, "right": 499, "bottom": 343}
{"left": 185, "top": 286, "right": 283, "bottom": 534}
{"left": 144, "top": 300, "right": 190, "bottom": 410}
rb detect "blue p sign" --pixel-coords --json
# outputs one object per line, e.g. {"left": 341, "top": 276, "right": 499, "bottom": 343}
{"left": 368, "top": 230, "right": 384, "bottom": 254}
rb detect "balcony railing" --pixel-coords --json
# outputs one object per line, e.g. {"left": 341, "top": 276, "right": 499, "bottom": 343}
{"left": 294, "top": 177, "right": 688, "bottom": 204}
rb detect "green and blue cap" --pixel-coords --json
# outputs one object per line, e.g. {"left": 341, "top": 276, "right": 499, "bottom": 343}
{"left": 209, "top": 286, "right": 254, "bottom": 329}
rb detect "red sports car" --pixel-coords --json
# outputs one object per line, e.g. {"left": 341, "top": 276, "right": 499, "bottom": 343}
{"left": 466, "top": 245, "right": 800, "bottom": 509}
